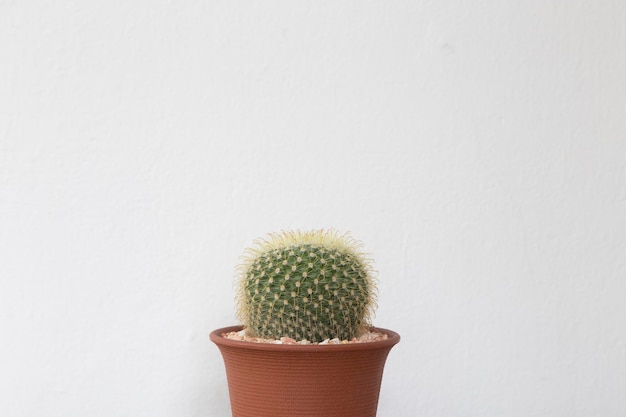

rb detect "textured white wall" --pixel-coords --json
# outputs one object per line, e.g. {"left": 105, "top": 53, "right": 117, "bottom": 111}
{"left": 1, "top": 1, "right": 625, "bottom": 416}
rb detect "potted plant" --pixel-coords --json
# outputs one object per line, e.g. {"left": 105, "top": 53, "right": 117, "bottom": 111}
{"left": 210, "top": 229, "right": 400, "bottom": 417}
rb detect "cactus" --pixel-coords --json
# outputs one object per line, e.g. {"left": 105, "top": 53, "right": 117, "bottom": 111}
{"left": 236, "top": 230, "right": 377, "bottom": 342}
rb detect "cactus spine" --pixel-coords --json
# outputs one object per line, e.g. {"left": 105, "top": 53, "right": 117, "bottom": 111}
{"left": 236, "top": 230, "right": 376, "bottom": 342}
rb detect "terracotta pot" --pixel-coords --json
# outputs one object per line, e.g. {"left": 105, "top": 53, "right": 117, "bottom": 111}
{"left": 210, "top": 325, "right": 400, "bottom": 417}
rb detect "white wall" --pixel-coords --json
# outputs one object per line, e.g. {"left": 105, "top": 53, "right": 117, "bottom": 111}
{"left": 1, "top": 1, "right": 625, "bottom": 416}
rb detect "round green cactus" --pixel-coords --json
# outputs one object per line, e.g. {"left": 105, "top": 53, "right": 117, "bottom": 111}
{"left": 236, "top": 230, "right": 377, "bottom": 342}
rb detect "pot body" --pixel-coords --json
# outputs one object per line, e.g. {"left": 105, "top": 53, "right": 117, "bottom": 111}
{"left": 210, "top": 325, "right": 400, "bottom": 417}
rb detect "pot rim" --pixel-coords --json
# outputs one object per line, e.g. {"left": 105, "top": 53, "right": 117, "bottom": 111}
{"left": 210, "top": 325, "right": 400, "bottom": 352}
